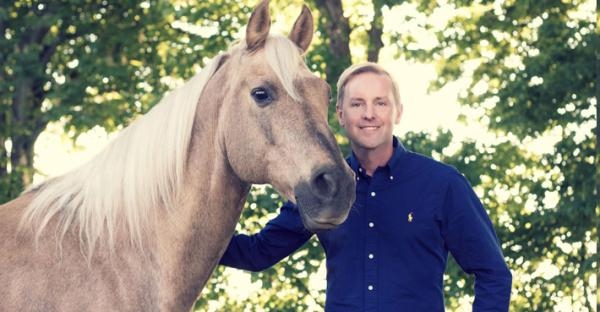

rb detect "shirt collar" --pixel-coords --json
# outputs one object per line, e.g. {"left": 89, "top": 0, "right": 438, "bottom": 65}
{"left": 346, "top": 136, "right": 406, "bottom": 175}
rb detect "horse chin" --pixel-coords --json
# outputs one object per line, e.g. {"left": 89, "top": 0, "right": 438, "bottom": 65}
{"left": 298, "top": 209, "right": 345, "bottom": 233}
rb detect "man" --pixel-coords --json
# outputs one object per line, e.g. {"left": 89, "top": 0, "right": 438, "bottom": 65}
{"left": 220, "top": 62, "right": 512, "bottom": 311}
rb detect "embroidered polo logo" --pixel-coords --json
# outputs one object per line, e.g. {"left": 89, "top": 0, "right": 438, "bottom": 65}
{"left": 408, "top": 212, "right": 414, "bottom": 223}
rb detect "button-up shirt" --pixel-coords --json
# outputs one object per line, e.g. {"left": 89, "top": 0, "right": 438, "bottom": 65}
{"left": 220, "top": 137, "right": 512, "bottom": 311}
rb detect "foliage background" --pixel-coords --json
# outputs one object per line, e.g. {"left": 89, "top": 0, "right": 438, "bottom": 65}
{"left": 1, "top": 0, "right": 597, "bottom": 311}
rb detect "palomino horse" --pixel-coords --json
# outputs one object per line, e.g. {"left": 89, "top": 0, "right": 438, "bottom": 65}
{"left": 0, "top": 1, "right": 355, "bottom": 311}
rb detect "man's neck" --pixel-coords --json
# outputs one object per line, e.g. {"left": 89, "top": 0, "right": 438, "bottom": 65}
{"left": 351, "top": 142, "right": 394, "bottom": 176}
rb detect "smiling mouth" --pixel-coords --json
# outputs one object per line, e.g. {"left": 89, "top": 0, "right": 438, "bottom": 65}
{"left": 359, "top": 126, "right": 380, "bottom": 130}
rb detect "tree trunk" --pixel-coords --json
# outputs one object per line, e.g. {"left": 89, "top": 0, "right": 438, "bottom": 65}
{"left": 595, "top": 12, "right": 600, "bottom": 286}
{"left": 311, "top": 0, "right": 351, "bottom": 85}
{"left": 367, "top": 0, "right": 385, "bottom": 62}
{"left": 0, "top": 14, "right": 54, "bottom": 203}
{"left": 12, "top": 76, "right": 44, "bottom": 190}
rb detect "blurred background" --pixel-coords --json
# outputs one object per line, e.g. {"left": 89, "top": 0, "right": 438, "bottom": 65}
{"left": 0, "top": 0, "right": 597, "bottom": 310}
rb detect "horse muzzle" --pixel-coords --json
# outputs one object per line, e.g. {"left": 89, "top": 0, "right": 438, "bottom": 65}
{"left": 294, "top": 165, "right": 356, "bottom": 232}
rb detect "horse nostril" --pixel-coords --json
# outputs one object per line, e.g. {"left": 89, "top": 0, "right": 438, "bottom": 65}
{"left": 312, "top": 170, "right": 337, "bottom": 198}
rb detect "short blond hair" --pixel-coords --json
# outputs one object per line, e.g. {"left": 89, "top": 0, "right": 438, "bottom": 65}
{"left": 336, "top": 62, "right": 402, "bottom": 108}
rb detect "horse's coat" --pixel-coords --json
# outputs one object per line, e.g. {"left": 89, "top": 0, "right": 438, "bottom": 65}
{"left": 0, "top": 1, "right": 355, "bottom": 311}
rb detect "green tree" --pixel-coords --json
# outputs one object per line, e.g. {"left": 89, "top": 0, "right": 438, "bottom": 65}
{"left": 0, "top": 0, "right": 248, "bottom": 203}
{"left": 3, "top": 0, "right": 596, "bottom": 310}
{"left": 392, "top": 0, "right": 596, "bottom": 310}
{"left": 199, "top": 0, "right": 597, "bottom": 311}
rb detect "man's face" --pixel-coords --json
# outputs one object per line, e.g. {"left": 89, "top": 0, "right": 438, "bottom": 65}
{"left": 336, "top": 72, "right": 402, "bottom": 153}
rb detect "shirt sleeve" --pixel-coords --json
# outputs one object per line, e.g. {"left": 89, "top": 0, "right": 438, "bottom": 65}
{"left": 440, "top": 172, "right": 512, "bottom": 311}
{"left": 219, "top": 201, "right": 313, "bottom": 271}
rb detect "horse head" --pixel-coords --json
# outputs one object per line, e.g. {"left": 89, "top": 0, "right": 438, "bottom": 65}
{"left": 205, "top": 0, "right": 355, "bottom": 231}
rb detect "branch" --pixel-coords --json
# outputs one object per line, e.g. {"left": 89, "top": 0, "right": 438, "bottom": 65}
{"left": 367, "top": 0, "right": 384, "bottom": 62}
{"left": 39, "top": 38, "right": 60, "bottom": 65}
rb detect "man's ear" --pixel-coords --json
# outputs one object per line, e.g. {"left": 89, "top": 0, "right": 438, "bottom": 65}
{"left": 394, "top": 103, "right": 403, "bottom": 124}
{"left": 336, "top": 105, "right": 345, "bottom": 128}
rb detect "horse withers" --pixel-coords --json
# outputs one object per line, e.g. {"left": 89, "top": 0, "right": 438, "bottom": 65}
{"left": 0, "top": 1, "right": 355, "bottom": 311}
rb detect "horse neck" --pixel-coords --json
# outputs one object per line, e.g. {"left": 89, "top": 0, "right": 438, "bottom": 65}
{"left": 154, "top": 74, "right": 251, "bottom": 309}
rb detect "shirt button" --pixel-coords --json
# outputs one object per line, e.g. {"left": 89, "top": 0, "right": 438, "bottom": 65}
{"left": 357, "top": 176, "right": 360, "bottom": 181}
{"left": 368, "top": 253, "right": 374, "bottom": 259}
{"left": 370, "top": 192, "right": 376, "bottom": 197}
{"left": 368, "top": 285, "right": 374, "bottom": 291}
{"left": 390, "top": 175, "right": 394, "bottom": 180}
{"left": 368, "top": 222, "right": 374, "bottom": 228}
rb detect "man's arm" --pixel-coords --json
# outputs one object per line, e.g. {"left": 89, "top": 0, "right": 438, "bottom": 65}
{"left": 441, "top": 172, "right": 512, "bottom": 311}
{"left": 220, "top": 201, "right": 313, "bottom": 271}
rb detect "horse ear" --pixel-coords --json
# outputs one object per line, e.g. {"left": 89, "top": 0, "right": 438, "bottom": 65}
{"left": 289, "top": 5, "right": 314, "bottom": 53}
{"left": 246, "top": 0, "right": 271, "bottom": 51}
{"left": 214, "top": 53, "right": 230, "bottom": 72}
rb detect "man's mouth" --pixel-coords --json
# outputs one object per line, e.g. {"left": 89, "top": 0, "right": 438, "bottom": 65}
{"left": 359, "top": 125, "right": 380, "bottom": 130}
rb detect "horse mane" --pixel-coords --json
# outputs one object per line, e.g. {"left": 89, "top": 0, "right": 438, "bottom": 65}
{"left": 20, "top": 53, "right": 225, "bottom": 258}
{"left": 19, "top": 34, "right": 306, "bottom": 259}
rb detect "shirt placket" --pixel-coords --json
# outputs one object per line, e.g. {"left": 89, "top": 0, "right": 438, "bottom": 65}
{"left": 364, "top": 171, "right": 378, "bottom": 311}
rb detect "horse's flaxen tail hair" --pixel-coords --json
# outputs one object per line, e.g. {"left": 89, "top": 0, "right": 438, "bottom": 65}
{"left": 19, "top": 53, "right": 227, "bottom": 261}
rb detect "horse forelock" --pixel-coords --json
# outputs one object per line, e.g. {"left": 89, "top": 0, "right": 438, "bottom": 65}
{"left": 233, "top": 34, "right": 306, "bottom": 101}
{"left": 20, "top": 53, "right": 227, "bottom": 259}
{"left": 264, "top": 35, "right": 307, "bottom": 101}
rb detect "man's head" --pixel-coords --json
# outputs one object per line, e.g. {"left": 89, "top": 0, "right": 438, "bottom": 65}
{"left": 335, "top": 62, "right": 403, "bottom": 154}
{"left": 336, "top": 62, "right": 402, "bottom": 110}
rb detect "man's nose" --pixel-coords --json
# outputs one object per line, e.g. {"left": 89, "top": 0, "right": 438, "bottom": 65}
{"left": 362, "top": 103, "right": 375, "bottom": 119}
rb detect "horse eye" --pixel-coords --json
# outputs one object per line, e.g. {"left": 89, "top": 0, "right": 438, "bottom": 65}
{"left": 251, "top": 87, "right": 273, "bottom": 106}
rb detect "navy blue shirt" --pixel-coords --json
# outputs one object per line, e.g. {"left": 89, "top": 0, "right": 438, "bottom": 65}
{"left": 220, "top": 138, "right": 512, "bottom": 311}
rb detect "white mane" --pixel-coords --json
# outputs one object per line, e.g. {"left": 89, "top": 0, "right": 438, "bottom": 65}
{"left": 21, "top": 53, "right": 226, "bottom": 258}
{"left": 19, "top": 35, "right": 307, "bottom": 259}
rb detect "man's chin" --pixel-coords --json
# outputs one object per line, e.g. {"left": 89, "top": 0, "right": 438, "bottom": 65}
{"left": 349, "top": 139, "right": 383, "bottom": 151}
